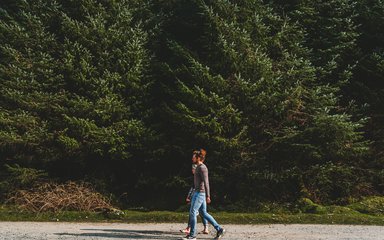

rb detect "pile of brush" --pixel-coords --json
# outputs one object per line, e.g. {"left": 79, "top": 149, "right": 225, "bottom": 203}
{"left": 7, "top": 181, "right": 114, "bottom": 213}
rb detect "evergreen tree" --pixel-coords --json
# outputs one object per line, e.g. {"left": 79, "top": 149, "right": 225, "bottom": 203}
{"left": 153, "top": 0, "right": 369, "bottom": 204}
{"left": 0, "top": 0, "right": 154, "bottom": 196}
{"left": 0, "top": 0, "right": 379, "bottom": 208}
{"left": 272, "top": 0, "right": 360, "bottom": 87}
{"left": 349, "top": 0, "right": 384, "bottom": 193}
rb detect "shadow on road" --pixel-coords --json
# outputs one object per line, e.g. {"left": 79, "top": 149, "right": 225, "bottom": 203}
{"left": 56, "top": 228, "right": 212, "bottom": 239}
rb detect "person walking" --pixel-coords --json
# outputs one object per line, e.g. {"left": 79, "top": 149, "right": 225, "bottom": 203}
{"left": 181, "top": 149, "right": 225, "bottom": 240}
{"left": 180, "top": 164, "right": 209, "bottom": 235}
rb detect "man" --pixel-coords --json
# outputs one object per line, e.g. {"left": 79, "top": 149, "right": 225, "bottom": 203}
{"left": 180, "top": 163, "right": 209, "bottom": 235}
{"left": 181, "top": 149, "right": 225, "bottom": 240}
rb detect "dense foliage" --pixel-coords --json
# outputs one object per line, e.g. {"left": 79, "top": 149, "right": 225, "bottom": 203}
{"left": 1, "top": 0, "right": 383, "bottom": 209}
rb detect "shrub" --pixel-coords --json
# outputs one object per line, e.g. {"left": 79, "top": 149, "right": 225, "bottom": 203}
{"left": 348, "top": 196, "right": 384, "bottom": 215}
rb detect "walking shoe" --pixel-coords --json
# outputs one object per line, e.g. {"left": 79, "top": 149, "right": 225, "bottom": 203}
{"left": 180, "top": 235, "right": 196, "bottom": 240}
{"left": 180, "top": 227, "right": 190, "bottom": 234}
{"left": 215, "top": 228, "right": 225, "bottom": 239}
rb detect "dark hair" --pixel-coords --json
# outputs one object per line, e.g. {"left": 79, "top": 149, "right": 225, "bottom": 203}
{"left": 193, "top": 148, "right": 206, "bottom": 161}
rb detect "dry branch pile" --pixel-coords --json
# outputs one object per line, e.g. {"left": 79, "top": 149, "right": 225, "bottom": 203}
{"left": 7, "top": 181, "right": 115, "bottom": 213}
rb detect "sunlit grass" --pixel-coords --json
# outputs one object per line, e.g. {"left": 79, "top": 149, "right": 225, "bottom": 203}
{"left": 1, "top": 206, "right": 383, "bottom": 225}
{"left": 2, "top": 196, "right": 384, "bottom": 224}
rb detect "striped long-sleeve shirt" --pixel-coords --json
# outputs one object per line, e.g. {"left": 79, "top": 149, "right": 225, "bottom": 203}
{"left": 194, "top": 163, "right": 210, "bottom": 198}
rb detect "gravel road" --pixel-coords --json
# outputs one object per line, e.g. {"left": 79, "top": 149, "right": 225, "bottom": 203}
{"left": 0, "top": 222, "right": 383, "bottom": 240}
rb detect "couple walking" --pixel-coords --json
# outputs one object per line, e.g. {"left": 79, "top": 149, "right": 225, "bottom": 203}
{"left": 180, "top": 148, "right": 225, "bottom": 240}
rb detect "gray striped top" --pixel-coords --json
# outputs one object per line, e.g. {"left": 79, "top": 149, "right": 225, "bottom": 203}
{"left": 194, "top": 163, "right": 210, "bottom": 198}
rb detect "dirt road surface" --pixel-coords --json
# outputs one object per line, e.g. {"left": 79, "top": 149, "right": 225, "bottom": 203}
{"left": 0, "top": 222, "right": 383, "bottom": 240}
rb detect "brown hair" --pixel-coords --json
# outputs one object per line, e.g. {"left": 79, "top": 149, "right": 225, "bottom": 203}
{"left": 193, "top": 148, "right": 207, "bottom": 161}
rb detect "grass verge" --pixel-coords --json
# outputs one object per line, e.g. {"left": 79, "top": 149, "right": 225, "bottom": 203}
{"left": 1, "top": 206, "right": 383, "bottom": 225}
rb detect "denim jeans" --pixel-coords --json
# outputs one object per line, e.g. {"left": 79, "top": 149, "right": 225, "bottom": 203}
{"left": 189, "top": 192, "right": 221, "bottom": 237}
{"left": 187, "top": 209, "right": 208, "bottom": 227}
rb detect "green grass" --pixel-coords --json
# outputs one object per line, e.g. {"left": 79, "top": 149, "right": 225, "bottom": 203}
{"left": 348, "top": 196, "right": 384, "bottom": 215}
{"left": 2, "top": 196, "right": 384, "bottom": 225}
{"left": 1, "top": 206, "right": 384, "bottom": 225}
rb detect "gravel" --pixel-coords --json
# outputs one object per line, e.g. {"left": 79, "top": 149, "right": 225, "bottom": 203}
{"left": 0, "top": 222, "right": 383, "bottom": 240}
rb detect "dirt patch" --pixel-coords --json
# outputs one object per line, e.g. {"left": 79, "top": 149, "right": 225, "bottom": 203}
{"left": 0, "top": 222, "right": 383, "bottom": 240}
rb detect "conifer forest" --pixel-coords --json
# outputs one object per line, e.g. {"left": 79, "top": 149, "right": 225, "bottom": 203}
{"left": 1, "top": 0, "right": 384, "bottom": 210}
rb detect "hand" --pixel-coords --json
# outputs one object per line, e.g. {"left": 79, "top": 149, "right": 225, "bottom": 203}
{"left": 186, "top": 198, "right": 191, "bottom": 203}
{"left": 206, "top": 197, "right": 211, "bottom": 204}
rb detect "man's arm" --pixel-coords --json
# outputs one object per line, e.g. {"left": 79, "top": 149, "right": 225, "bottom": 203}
{"left": 201, "top": 165, "right": 210, "bottom": 199}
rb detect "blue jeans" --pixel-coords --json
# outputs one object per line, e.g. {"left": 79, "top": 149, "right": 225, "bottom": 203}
{"left": 189, "top": 192, "right": 221, "bottom": 237}
{"left": 187, "top": 210, "right": 208, "bottom": 227}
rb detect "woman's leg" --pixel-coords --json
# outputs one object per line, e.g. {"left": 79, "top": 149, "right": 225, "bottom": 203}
{"left": 199, "top": 210, "right": 208, "bottom": 227}
{"left": 198, "top": 208, "right": 209, "bottom": 233}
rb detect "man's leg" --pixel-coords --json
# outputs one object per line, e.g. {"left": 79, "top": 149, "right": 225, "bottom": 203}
{"left": 189, "top": 192, "right": 204, "bottom": 238}
{"left": 198, "top": 195, "right": 221, "bottom": 232}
